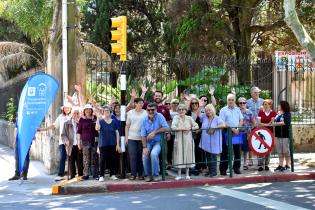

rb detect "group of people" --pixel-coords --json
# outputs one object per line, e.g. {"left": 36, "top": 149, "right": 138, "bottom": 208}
{"left": 8, "top": 84, "right": 292, "bottom": 182}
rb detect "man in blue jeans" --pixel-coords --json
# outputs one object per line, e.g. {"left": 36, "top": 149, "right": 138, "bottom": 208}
{"left": 141, "top": 103, "right": 169, "bottom": 182}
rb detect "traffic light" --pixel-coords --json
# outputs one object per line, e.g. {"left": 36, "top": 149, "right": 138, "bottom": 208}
{"left": 109, "top": 16, "right": 127, "bottom": 61}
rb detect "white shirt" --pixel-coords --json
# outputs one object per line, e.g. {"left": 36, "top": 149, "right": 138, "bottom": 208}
{"left": 126, "top": 109, "right": 147, "bottom": 140}
{"left": 72, "top": 119, "right": 78, "bottom": 146}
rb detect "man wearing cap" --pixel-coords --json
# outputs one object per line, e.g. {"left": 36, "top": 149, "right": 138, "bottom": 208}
{"left": 38, "top": 102, "right": 72, "bottom": 181}
{"left": 247, "top": 86, "right": 264, "bottom": 119}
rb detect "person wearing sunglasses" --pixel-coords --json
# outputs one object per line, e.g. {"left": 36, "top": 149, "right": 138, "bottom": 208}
{"left": 186, "top": 97, "right": 204, "bottom": 175}
{"left": 141, "top": 103, "right": 169, "bottom": 182}
{"left": 238, "top": 97, "right": 256, "bottom": 170}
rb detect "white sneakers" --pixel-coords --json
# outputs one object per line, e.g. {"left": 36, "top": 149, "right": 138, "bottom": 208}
{"left": 185, "top": 176, "right": 191, "bottom": 180}
{"left": 110, "top": 175, "right": 118, "bottom": 180}
{"left": 175, "top": 175, "right": 191, "bottom": 180}
{"left": 54, "top": 176, "right": 65, "bottom": 181}
{"left": 99, "top": 176, "right": 104, "bottom": 182}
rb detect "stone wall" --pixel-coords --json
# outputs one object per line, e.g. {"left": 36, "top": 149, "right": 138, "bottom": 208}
{"left": 292, "top": 125, "right": 315, "bottom": 152}
{"left": 0, "top": 119, "right": 59, "bottom": 174}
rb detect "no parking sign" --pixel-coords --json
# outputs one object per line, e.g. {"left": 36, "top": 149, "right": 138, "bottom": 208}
{"left": 249, "top": 127, "right": 274, "bottom": 156}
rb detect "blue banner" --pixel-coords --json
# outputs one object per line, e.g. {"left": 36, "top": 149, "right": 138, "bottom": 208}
{"left": 17, "top": 73, "right": 59, "bottom": 171}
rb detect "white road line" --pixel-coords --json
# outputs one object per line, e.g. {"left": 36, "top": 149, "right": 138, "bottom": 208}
{"left": 200, "top": 186, "right": 310, "bottom": 210}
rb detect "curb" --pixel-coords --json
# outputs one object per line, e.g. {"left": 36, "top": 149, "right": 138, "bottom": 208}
{"left": 55, "top": 172, "right": 315, "bottom": 195}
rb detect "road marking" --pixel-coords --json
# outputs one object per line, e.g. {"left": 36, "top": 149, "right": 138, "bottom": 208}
{"left": 200, "top": 186, "right": 310, "bottom": 210}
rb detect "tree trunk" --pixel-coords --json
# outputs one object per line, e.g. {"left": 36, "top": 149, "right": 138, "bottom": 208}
{"left": 284, "top": 0, "right": 315, "bottom": 62}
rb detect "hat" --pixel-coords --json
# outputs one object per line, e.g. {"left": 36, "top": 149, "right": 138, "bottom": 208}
{"left": 83, "top": 103, "right": 93, "bottom": 110}
{"left": 61, "top": 102, "right": 72, "bottom": 109}
{"left": 250, "top": 86, "right": 261, "bottom": 93}
{"left": 171, "top": 99, "right": 179, "bottom": 104}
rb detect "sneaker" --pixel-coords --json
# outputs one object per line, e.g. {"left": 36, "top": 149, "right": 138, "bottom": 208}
{"left": 153, "top": 176, "right": 162, "bottom": 182}
{"left": 129, "top": 176, "right": 136, "bottom": 180}
{"left": 285, "top": 165, "right": 290, "bottom": 170}
{"left": 274, "top": 165, "right": 284, "bottom": 172}
{"left": 248, "top": 159, "right": 253, "bottom": 166}
{"left": 145, "top": 177, "right": 152, "bottom": 182}
{"left": 265, "top": 166, "right": 270, "bottom": 171}
{"left": 175, "top": 176, "right": 182, "bottom": 180}
{"left": 110, "top": 175, "right": 118, "bottom": 180}
{"left": 54, "top": 176, "right": 65, "bottom": 181}
{"left": 137, "top": 176, "right": 145, "bottom": 180}
{"left": 258, "top": 167, "right": 264, "bottom": 172}
{"left": 185, "top": 176, "right": 191, "bottom": 180}
{"left": 234, "top": 169, "right": 242, "bottom": 174}
{"left": 8, "top": 175, "right": 20, "bottom": 181}
{"left": 22, "top": 176, "right": 28, "bottom": 180}
{"left": 82, "top": 175, "right": 89, "bottom": 180}
{"left": 99, "top": 176, "right": 104, "bottom": 182}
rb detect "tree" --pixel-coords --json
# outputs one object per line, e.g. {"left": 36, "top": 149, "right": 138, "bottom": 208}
{"left": 284, "top": 0, "right": 315, "bottom": 62}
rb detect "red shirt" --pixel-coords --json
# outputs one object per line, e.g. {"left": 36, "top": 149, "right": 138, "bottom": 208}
{"left": 258, "top": 110, "right": 277, "bottom": 133}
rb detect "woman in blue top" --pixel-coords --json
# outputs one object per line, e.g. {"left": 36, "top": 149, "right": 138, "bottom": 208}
{"left": 96, "top": 105, "right": 121, "bottom": 181}
{"left": 199, "top": 104, "right": 225, "bottom": 177}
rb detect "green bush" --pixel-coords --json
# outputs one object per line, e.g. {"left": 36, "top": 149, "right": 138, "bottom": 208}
{"left": 6, "top": 98, "right": 17, "bottom": 123}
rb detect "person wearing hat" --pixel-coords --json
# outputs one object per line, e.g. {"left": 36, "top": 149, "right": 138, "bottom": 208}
{"left": 77, "top": 103, "right": 99, "bottom": 180}
{"left": 38, "top": 102, "right": 72, "bottom": 181}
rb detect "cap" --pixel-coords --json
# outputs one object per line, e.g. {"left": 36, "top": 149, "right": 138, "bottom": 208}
{"left": 250, "top": 86, "right": 261, "bottom": 93}
{"left": 61, "top": 102, "right": 72, "bottom": 109}
{"left": 83, "top": 103, "right": 93, "bottom": 110}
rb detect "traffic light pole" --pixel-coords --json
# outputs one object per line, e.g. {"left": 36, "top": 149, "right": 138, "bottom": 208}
{"left": 120, "top": 61, "right": 127, "bottom": 178}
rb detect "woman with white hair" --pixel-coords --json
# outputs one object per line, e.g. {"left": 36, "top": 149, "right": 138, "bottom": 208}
{"left": 200, "top": 104, "right": 225, "bottom": 177}
{"left": 171, "top": 104, "right": 199, "bottom": 180}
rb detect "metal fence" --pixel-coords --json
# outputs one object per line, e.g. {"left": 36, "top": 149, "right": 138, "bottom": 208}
{"left": 160, "top": 124, "right": 294, "bottom": 180}
{"left": 86, "top": 56, "right": 314, "bottom": 124}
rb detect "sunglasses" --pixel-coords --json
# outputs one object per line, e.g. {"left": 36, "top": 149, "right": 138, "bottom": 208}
{"left": 239, "top": 102, "right": 247, "bottom": 104}
{"left": 147, "top": 109, "right": 156, "bottom": 112}
{"left": 191, "top": 102, "right": 199, "bottom": 105}
{"left": 165, "top": 103, "right": 170, "bottom": 105}
{"left": 202, "top": 99, "right": 208, "bottom": 102}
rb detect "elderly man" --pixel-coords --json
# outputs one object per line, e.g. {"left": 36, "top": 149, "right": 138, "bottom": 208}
{"left": 247, "top": 86, "right": 264, "bottom": 119}
{"left": 141, "top": 103, "right": 169, "bottom": 182}
{"left": 219, "top": 93, "right": 244, "bottom": 175}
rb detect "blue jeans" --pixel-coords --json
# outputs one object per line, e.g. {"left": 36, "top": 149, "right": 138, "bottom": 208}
{"left": 14, "top": 143, "right": 30, "bottom": 176}
{"left": 143, "top": 141, "right": 161, "bottom": 177}
{"left": 58, "top": 144, "right": 67, "bottom": 176}
{"left": 128, "top": 139, "right": 143, "bottom": 177}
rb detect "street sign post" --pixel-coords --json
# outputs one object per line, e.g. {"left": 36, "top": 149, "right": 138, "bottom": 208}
{"left": 249, "top": 127, "right": 274, "bottom": 156}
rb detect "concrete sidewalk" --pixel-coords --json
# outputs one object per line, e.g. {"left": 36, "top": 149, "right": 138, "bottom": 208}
{"left": 55, "top": 153, "right": 315, "bottom": 195}
{"left": 1, "top": 143, "right": 314, "bottom": 196}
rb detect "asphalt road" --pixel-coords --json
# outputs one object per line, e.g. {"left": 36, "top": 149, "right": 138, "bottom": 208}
{"left": 1, "top": 180, "right": 314, "bottom": 210}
